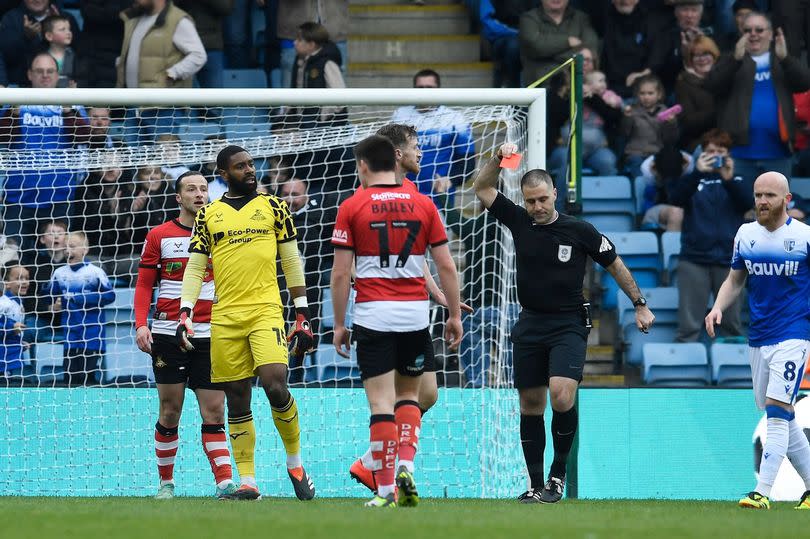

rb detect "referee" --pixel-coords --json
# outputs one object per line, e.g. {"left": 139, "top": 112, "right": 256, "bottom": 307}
{"left": 474, "top": 143, "right": 656, "bottom": 503}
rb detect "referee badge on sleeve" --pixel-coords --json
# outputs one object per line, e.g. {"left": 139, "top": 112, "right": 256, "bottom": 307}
{"left": 558, "top": 245, "right": 572, "bottom": 262}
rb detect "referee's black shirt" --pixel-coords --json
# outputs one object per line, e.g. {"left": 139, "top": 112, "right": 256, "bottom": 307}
{"left": 488, "top": 192, "right": 618, "bottom": 313}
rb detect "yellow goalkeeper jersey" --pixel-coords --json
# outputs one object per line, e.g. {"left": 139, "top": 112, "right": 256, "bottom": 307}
{"left": 189, "top": 192, "right": 297, "bottom": 313}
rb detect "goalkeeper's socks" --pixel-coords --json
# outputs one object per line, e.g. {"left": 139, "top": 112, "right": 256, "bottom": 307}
{"left": 370, "top": 414, "right": 397, "bottom": 497}
{"left": 202, "top": 423, "right": 233, "bottom": 485}
{"left": 155, "top": 422, "right": 179, "bottom": 485}
{"left": 272, "top": 394, "right": 302, "bottom": 461}
{"left": 756, "top": 406, "right": 791, "bottom": 497}
{"left": 520, "top": 414, "right": 545, "bottom": 489}
{"left": 550, "top": 405, "right": 578, "bottom": 479}
{"left": 395, "top": 400, "right": 422, "bottom": 474}
{"left": 787, "top": 416, "right": 810, "bottom": 489}
{"left": 228, "top": 411, "right": 256, "bottom": 480}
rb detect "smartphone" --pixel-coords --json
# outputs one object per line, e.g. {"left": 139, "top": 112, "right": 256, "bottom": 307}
{"left": 657, "top": 104, "right": 682, "bottom": 122}
{"left": 714, "top": 156, "right": 726, "bottom": 169}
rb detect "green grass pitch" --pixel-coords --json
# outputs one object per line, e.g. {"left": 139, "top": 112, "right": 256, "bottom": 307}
{"left": 0, "top": 497, "right": 806, "bottom": 538}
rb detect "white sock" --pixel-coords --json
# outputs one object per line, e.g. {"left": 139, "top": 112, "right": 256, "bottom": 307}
{"left": 286, "top": 454, "right": 302, "bottom": 469}
{"left": 755, "top": 415, "right": 790, "bottom": 497}
{"left": 360, "top": 447, "right": 374, "bottom": 468}
{"left": 398, "top": 459, "right": 414, "bottom": 473}
{"left": 216, "top": 479, "right": 234, "bottom": 489}
{"left": 378, "top": 483, "right": 395, "bottom": 497}
{"left": 787, "top": 418, "right": 810, "bottom": 490}
{"left": 241, "top": 475, "right": 257, "bottom": 488}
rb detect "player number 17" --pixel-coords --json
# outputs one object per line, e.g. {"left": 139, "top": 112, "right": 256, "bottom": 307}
{"left": 369, "top": 220, "right": 422, "bottom": 268}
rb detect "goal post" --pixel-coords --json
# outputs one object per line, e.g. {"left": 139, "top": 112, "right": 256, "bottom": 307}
{"left": 0, "top": 88, "right": 547, "bottom": 498}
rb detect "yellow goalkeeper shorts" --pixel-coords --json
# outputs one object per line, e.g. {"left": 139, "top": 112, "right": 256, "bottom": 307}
{"left": 210, "top": 305, "right": 289, "bottom": 382}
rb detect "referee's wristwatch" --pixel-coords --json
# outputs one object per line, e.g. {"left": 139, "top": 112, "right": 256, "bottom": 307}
{"left": 633, "top": 296, "right": 647, "bottom": 308}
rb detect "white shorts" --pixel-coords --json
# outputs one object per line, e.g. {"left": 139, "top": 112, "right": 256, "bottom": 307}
{"left": 750, "top": 339, "right": 809, "bottom": 410}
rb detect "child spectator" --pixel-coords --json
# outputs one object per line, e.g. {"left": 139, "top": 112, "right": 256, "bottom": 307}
{"left": 42, "top": 14, "right": 74, "bottom": 88}
{"left": 27, "top": 220, "right": 67, "bottom": 340}
{"left": 585, "top": 70, "right": 623, "bottom": 109}
{"left": 156, "top": 134, "right": 190, "bottom": 181}
{"left": 638, "top": 145, "right": 691, "bottom": 231}
{"left": 621, "top": 74, "right": 679, "bottom": 179}
{"left": 0, "top": 264, "right": 30, "bottom": 377}
{"left": 291, "top": 21, "right": 346, "bottom": 128}
{"left": 47, "top": 232, "right": 115, "bottom": 386}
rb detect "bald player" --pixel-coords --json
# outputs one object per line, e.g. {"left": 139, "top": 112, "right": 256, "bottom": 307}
{"left": 707, "top": 172, "right": 810, "bottom": 510}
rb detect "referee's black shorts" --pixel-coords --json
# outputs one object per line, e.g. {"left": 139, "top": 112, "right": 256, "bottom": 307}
{"left": 510, "top": 309, "right": 590, "bottom": 388}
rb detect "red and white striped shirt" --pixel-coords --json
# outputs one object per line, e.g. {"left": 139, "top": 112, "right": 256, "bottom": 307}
{"left": 331, "top": 183, "right": 448, "bottom": 332}
{"left": 135, "top": 219, "right": 215, "bottom": 337}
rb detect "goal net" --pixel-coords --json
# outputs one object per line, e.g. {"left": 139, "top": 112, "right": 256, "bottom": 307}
{"left": 0, "top": 88, "right": 543, "bottom": 498}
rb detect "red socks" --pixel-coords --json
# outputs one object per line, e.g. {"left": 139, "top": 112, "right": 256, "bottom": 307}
{"left": 155, "top": 422, "right": 178, "bottom": 484}
{"left": 202, "top": 423, "right": 233, "bottom": 484}
{"left": 369, "top": 415, "right": 398, "bottom": 490}
{"left": 395, "top": 401, "right": 422, "bottom": 465}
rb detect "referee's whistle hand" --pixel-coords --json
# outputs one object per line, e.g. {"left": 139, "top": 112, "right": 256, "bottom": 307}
{"left": 333, "top": 325, "right": 351, "bottom": 358}
{"left": 635, "top": 307, "right": 655, "bottom": 334}
{"left": 445, "top": 317, "right": 463, "bottom": 351}
{"left": 704, "top": 309, "right": 722, "bottom": 338}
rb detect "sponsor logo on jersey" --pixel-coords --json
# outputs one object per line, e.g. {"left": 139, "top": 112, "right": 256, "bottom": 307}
{"left": 744, "top": 260, "right": 800, "bottom": 276}
{"left": 558, "top": 244, "right": 572, "bottom": 262}
{"left": 785, "top": 239, "right": 796, "bottom": 252}
{"left": 332, "top": 228, "right": 348, "bottom": 243}
{"left": 165, "top": 261, "right": 182, "bottom": 275}
{"left": 370, "top": 192, "right": 412, "bottom": 202}
{"left": 250, "top": 209, "right": 267, "bottom": 221}
{"left": 598, "top": 236, "right": 612, "bottom": 253}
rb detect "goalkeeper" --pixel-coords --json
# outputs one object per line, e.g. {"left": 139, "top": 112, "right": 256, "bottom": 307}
{"left": 179, "top": 145, "right": 315, "bottom": 501}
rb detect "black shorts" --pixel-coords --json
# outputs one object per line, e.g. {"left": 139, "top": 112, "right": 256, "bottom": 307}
{"left": 151, "top": 334, "right": 221, "bottom": 390}
{"left": 511, "top": 310, "right": 589, "bottom": 388}
{"left": 353, "top": 324, "right": 433, "bottom": 380}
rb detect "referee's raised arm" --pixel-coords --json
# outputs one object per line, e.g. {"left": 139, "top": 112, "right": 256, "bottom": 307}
{"left": 473, "top": 142, "right": 518, "bottom": 208}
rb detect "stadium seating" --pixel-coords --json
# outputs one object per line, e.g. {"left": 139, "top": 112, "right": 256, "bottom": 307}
{"left": 33, "top": 342, "right": 65, "bottom": 382}
{"left": 790, "top": 177, "right": 810, "bottom": 198}
{"left": 625, "top": 324, "right": 679, "bottom": 366}
{"left": 312, "top": 345, "right": 359, "bottom": 383}
{"left": 581, "top": 176, "right": 635, "bottom": 232}
{"left": 599, "top": 231, "right": 660, "bottom": 310}
{"left": 660, "top": 231, "right": 681, "bottom": 285}
{"left": 104, "top": 288, "right": 136, "bottom": 325}
{"left": 103, "top": 328, "right": 152, "bottom": 386}
{"left": 224, "top": 122, "right": 274, "bottom": 141}
{"left": 617, "top": 286, "right": 679, "bottom": 331}
{"left": 710, "top": 342, "right": 752, "bottom": 387}
{"left": 223, "top": 69, "right": 268, "bottom": 89}
{"left": 320, "top": 288, "right": 354, "bottom": 329}
{"left": 633, "top": 176, "right": 647, "bottom": 216}
{"left": 175, "top": 123, "right": 223, "bottom": 143}
{"left": 642, "top": 343, "right": 711, "bottom": 386}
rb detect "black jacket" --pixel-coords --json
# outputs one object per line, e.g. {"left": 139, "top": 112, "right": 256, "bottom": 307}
{"left": 600, "top": 3, "right": 652, "bottom": 97}
{"left": 75, "top": 0, "right": 131, "bottom": 88}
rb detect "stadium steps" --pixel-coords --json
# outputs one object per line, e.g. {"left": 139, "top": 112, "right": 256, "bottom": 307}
{"left": 347, "top": 2, "right": 493, "bottom": 87}
{"left": 349, "top": 4, "right": 470, "bottom": 35}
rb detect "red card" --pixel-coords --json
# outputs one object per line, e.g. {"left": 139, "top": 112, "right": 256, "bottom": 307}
{"left": 499, "top": 153, "right": 522, "bottom": 169}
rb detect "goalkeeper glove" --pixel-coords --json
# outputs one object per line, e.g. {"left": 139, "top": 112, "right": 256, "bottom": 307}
{"left": 176, "top": 307, "right": 195, "bottom": 352}
{"left": 287, "top": 307, "right": 315, "bottom": 358}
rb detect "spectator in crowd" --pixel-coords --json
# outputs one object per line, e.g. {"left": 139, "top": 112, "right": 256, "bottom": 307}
{"left": 26, "top": 220, "right": 66, "bottom": 340}
{"left": 793, "top": 89, "right": 810, "bottom": 176}
{"left": 198, "top": 135, "right": 229, "bottom": 201}
{"left": 75, "top": 0, "right": 130, "bottom": 88}
{"left": 675, "top": 35, "right": 720, "bottom": 151}
{"left": 276, "top": 177, "right": 337, "bottom": 384}
{"left": 130, "top": 166, "right": 177, "bottom": 248}
{"left": 479, "top": 0, "right": 534, "bottom": 88}
{"left": 276, "top": 0, "right": 348, "bottom": 89}
{"left": 42, "top": 15, "right": 74, "bottom": 87}
{"left": 638, "top": 145, "right": 689, "bottom": 231}
{"left": 648, "top": 0, "right": 707, "bottom": 94}
{"left": 0, "top": 53, "right": 90, "bottom": 255}
{"left": 772, "top": 0, "right": 810, "bottom": 66}
{"left": 600, "top": 0, "right": 654, "bottom": 98}
{"left": 705, "top": 11, "right": 810, "bottom": 182}
{"left": 259, "top": 155, "right": 293, "bottom": 197}
{"left": 155, "top": 133, "right": 191, "bottom": 181}
{"left": 0, "top": 0, "right": 79, "bottom": 87}
{"left": 175, "top": 0, "right": 233, "bottom": 88}
{"left": 667, "top": 128, "right": 749, "bottom": 342}
{"left": 290, "top": 21, "right": 346, "bottom": 129}
{"left": 47, "top": 231, "right": 115, "bottom": 386}
{"left": 391, "top": 69, "right": 476, "bottom": 209}
{"left": 71, "top": 165, "right": 136, "bottom": 283}
{"left": 445, "top": 201, "right": 517, "bottom": 388}
{"left": 549, "top": 69, "right": 621, "bottom": 182}
{"left": 117, "top": 0, "right": 206, "bottom": 89}
{"left": 519, "top": 0, "right": 598, "bottom": 86}
{"left": 80, "top": 106, "right": 122, "bottom": 149}
{"left": 0, "top": 264, "right": 30, "bottom": 378}
{"left": 717, "top": 0, "right": 758, "bottom": 53}
{"left": 621, "top": 74, "right": 679, "bottom": 178}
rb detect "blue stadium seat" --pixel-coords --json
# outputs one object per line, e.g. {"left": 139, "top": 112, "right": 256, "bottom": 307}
{"left": 600, "top": 232, "right": 660, "bottom": 310}
{"left": 221, "top": 107, "right": 272, "bottom": 125}
{"left": 790, "top": 177, "right": 810, "bottom": 198}
{"left": 710, "top": 343, "right": 752, "bottom": 387}
{"left": 633, "top": 176, "right": 647, "bottom": 216}
{"left": 34, "top": 342, "right": 65, "bottom": 382}
{"left": 313, "top": 345, "right": 359, "bottom": 383}
{"left": 625, "top": 324, "right": 679, "bottom": 366}
{"left": 175, "top": 123, "right": 223, "bottom": 143}
{"left": 223, "top": 69, "right": 268, "bottom": 88}
{"left": 582, "top": 213, "right": 634, "bottom": 233}
{"left": 103, "top": 340, "right": 152, "bottom": 385}
{"left": 320, "top": 288, "right": 353, "bottom": 329}
{"left": 617, "top": 286, "right": 679, "bottom": 331}
{"left": 225, "top": 122, "right": 274, "bottom": 142}
{"left": 661, "top": 231, "right": 681, "bottom": 285}
{"left": 104, "top": 288, "right": 135, "bottom": 325}
{"left": 581, "top": 176, "right": 635, "bottom": 213}
{"left": 642, "top": 343, "right": 711, "bottom": 386}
